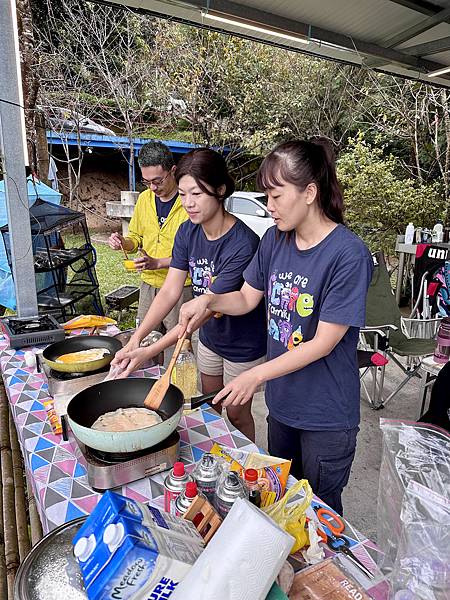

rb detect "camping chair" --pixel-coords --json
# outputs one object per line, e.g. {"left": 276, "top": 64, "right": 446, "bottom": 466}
{"left": 408, "top": 243, "right": 449, "bottom": 338}
{"left": 357, "top": 347, "right": 389, "bottom": 410}
{"left": 359, "top": 252, "right": 439, "bottom": 409}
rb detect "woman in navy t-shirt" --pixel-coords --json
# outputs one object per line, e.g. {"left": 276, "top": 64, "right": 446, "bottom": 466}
{"left": 113, "top": 148, "right": 266, "bottom": 441}
{"left": 179, "top": 140, "right": 373, "bottom": 514}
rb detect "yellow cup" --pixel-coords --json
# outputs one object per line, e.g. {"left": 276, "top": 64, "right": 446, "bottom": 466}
{"left": 123, "top": 259, "right": 137, "bottom": 272}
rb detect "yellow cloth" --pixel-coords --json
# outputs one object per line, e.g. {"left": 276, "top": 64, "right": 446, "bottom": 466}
{"left": 63, "top": 315, "right": 116, "bottom": 330}
{"left": 127, "top": 189, "right": 190, "bottom": 288}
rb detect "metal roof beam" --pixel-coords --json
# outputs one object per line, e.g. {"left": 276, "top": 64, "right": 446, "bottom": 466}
{"left": 183, "top": 0, "right": 446, "bottom": 72}
{"left": 383, "top": 4, "right": 450, "bottom": 48}
{"left": 386, "top": 0, "right": 447, "bottom": 16}
{"left": 402, "top": 34, "right": 450, "bottom": 54}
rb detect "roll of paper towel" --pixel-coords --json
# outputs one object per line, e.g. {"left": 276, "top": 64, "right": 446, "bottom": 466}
{"left": 172, "top": 498, "right": 294, "bottom": 600}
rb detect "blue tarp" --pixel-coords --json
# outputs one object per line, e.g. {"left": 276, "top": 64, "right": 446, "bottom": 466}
{"left": 0, "top": 177, "right": 62, "bottom": 309}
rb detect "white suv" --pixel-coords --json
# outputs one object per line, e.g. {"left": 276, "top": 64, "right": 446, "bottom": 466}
{"left": 225, "top": 192, "right": 274, "bottom": 238}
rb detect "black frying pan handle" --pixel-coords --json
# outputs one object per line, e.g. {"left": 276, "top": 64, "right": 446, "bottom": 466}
{"left": 189, "top": 390, "right": 230, "bottom": 410}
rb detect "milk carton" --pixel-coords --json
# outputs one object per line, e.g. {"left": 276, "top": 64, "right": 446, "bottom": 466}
{"left": 73, "top": 490, "right": 203, "bottom": 547}
{"left": 73, "top": 491, "right": 204, "bottom": 600}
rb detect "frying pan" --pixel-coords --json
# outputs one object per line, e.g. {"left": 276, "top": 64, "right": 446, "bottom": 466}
{"left": 66, "top": 378, "right": 216, "bottom": 454}
{"left": 42, "top": 335, "right": 122, "bottom": 373}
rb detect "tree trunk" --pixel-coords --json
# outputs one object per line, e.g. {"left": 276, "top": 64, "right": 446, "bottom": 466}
{"left": 441, "top": 89, "right": 450, "bottom": 214}
{"left": 16, "top": 0, "right": 43, "bottom": 175}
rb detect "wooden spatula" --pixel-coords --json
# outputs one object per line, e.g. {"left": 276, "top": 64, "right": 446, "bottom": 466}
{"left": 143, "top": 331, "right": 187, "bottom": 411}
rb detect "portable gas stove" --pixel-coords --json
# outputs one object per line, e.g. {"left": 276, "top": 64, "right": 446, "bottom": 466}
{"left": 75, "top": 431, "right": 180, "bottom": 491}
{"left": 1, "top": 315, "right": 64, "bottom": 349}
{"left": 38, "top": 355, "right": 109, "bottom": 398}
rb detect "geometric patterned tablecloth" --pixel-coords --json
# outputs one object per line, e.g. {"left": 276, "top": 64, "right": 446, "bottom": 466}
{"left": 0, "top": 335, "right": 256, "bottom": 534}
{"left": 0, "top": 334, "right": 390, "bottom": 599}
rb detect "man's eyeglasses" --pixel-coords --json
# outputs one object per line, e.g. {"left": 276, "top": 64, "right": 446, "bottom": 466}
{"left": 141, "top": 171, "right": 171, "bottom": 188}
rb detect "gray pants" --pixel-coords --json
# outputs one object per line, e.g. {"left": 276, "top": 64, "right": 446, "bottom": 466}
{"left": 137, "top": 282, "right": 193, "bottom": 333}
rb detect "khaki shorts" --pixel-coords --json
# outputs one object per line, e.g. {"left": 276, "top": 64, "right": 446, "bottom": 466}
{"left": 137, "top": 283, "right": 193, "bottom": 332}
{"left": 197, "top": 340, "right": 266, "bottom": 389}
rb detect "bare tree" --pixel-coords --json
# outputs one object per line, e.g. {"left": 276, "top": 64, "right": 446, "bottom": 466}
{"left": 16, "top": 0, "right": 49, "bottom": 179}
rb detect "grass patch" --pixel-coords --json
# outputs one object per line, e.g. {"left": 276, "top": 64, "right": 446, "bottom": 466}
{"left": 65, "top": 234, "right": 141, "bottom": 330}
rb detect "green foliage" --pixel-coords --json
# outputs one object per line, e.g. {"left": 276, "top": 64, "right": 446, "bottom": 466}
{"left": 337, "top": 135, "right": 446, "bottom": 252}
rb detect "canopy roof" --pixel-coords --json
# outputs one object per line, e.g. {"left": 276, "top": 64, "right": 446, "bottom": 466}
{"left": 107, "top": 0, "right": 450, "bottom": 88}
{"left": 0, "top": 176, "right": 61, "bottom": 228}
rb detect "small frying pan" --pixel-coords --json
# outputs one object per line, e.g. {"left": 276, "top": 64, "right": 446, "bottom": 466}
{"left": 42, "top": 335, "right": 122, "bottom": 374}
{"left": 67, "top": 378, "right": 216, "bottom": 454}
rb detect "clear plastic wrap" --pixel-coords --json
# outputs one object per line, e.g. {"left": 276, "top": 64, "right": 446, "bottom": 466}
{"left": 377, "top": 419, "right": 450, "bottom": 598}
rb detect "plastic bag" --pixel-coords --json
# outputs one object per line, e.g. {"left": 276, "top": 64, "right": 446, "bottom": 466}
{"left": 262, "top": 479, "right": 313, "bottom": 553}
{"left": 377, "top": 418, "right": 450, "bottom": 596}
{"left": 63, "top": 315, "right": 116, "bottom": 330}
{"left": 391, "top": 480, "right": 450, "bottom": 599}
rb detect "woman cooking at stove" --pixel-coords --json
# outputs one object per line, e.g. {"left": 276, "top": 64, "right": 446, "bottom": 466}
{"left": 178, "top": 139, "right": 373, "bottom": 515}
{"left": 111, "top": 148, "right": 266, "bottom": 441}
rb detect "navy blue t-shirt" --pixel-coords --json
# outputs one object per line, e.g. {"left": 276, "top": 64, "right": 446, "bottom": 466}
{"left": 171, "top": 219, "right": 266, "bottom": 362}
{"left": 155, "top": 193, "right": 177, "bottom": 227}
{"left": 244, "top": 225, "right": 373, "bottom": 430}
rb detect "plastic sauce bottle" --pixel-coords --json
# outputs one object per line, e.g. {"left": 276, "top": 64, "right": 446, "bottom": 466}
{"left": 244, "top": 469, "right": 262, "bottom": 508}
{"left": 404, "top": 223, "right": 415, "bottom": 245}
{"left": 171, "top": 339, "right": 198, "bottom": 400}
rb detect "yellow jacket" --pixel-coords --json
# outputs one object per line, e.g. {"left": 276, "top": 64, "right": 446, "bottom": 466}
{"left": 127, "top": 189, "right": 190, "bottom": 288}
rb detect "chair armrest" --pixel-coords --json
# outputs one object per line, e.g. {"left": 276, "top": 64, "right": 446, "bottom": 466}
{"left": 401, "top": 317, "right": 442, "bottom": 324}
{"left": 361, "top": 324, "right": 398, "bottom": 334}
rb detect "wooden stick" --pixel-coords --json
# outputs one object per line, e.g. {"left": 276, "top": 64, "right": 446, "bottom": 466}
{"left": 0, "top": 385, "right": 19, "bottom": 599}
{"left": 26, "top": 478, "right": 43, "bottom": 547}
{"left": 9, "top": 411, "right": 30, "bottom": 561}
{"left": 0, "top": 433, "right": 7, "bottom": 600}
{"left": 120, "top": 242, "right": 129, "bottom": 260}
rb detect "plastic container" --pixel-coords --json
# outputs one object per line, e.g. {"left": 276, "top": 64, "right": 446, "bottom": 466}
{"left": 123, "top": 259, "right": 137, "bottom": 272}
{"left": 434, "top": 317, "right": 450, "bottom": 363}
{"left": 405, "top": 223, "right": 415, "bottom": 245}
{"left": 172, "top": 339, "right": 198, "bottom": 400}
{"left": 432, "top": 221, "right": 444, "bottom": 243}
{"left": 244, "top": 468, "right": 262, "bottom": 508}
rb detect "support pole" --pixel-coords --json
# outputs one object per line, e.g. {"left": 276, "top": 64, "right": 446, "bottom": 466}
{"left": 0, "top": 0, "right": 38, "bottom": 317}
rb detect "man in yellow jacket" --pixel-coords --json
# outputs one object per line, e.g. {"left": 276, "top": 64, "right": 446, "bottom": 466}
{"left": 108, "top": 141, "right": 192, "bottom": 331}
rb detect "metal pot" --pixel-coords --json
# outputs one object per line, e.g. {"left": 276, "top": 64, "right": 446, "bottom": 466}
{"left": 67, "top": 378, "right": 216, "bottom": 454}
{"left": 42, "top": 335, "right": 122, "bottom": 373}
{"left": 14, "top": 517, "right": 86, "bottom": 600}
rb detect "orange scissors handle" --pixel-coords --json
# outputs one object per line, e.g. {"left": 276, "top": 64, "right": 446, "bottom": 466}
{"left": 316, "top": 507, "right": 345, "bottom": 537}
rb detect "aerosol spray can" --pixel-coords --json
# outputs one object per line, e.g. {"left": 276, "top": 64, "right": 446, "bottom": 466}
{"left": 191, "top": 453, "right": 221, "bottom": 502}
{"left": 175, "top": 481, "right": 199, "bottom": 517}
{"left": 214, "top": 471, "right": 248, "bottom": 518}
{"left": 163, "top": 461, "right": 191, "bottom": 515}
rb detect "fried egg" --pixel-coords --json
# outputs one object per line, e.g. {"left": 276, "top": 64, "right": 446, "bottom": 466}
{"left": 56, "top": 348, "right": 110, "bottom": 364}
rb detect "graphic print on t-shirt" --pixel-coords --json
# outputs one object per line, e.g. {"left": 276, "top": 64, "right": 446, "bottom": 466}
{"left": 267, "top": 268, "right": 314, "bottom": 350}
{"left": 189, "top": 256, "right": 215, "bottom": 295}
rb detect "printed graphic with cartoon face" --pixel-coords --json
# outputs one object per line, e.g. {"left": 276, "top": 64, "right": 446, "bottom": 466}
{"left": 296, "top": 293, "right": 314, "bottom": 317}
{"left": 267, "top": 270, "right": 314, "bottom": 349}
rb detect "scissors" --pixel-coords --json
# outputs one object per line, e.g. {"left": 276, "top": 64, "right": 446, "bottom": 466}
{"left": 315, "top": 506, "right": 374, "bottom": 580}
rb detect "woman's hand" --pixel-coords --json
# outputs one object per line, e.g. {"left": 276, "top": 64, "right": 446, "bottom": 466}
{"left": 117, "top": 346, "right": 157, "bottom": 378}
{"left": 179, "top": 295, "right": 212, "bottom": 333}
{"left": 111, "top": 336, "right": 141, "bottom": 370}
{"left": 213, "top": 368, "right": 262, "bottom": 407}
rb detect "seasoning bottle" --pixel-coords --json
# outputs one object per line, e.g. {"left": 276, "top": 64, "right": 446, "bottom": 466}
{"left": 171, "top": 339, "right": 198, "bottom": 400}
{"left": 244, "top": 468, "right": 262, "bottom": 508}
